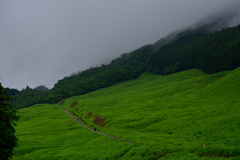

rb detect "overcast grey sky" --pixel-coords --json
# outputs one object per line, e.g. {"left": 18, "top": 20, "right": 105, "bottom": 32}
{"left": 0, "top": 0, "right": 240, "bottom": 90}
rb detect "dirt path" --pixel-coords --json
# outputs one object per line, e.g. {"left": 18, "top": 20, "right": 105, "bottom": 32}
{"left": 60, "top": 108, "right": 132, "bottom": 144}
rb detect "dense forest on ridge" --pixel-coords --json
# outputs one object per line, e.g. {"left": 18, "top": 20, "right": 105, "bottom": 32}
{"left": 6, "top": 23, "right": 240, "bottom": 109}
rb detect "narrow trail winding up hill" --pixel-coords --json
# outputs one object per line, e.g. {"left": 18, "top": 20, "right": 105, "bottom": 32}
{"left": 60, "top": 108, "right": 133, "bottom": 144}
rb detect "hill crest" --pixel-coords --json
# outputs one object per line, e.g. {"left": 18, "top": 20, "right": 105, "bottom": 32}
{"left": 7, "top": 23, "right": 240, "bottom": 109}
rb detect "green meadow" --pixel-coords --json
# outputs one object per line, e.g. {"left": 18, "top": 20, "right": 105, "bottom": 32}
{"left": 13, "top": 68, "right": 240, "bottom": 159}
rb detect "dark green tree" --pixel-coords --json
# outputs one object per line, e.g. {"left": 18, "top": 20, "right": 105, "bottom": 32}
{"left": 0, "top": 82, "right": 19, "bottom": 160}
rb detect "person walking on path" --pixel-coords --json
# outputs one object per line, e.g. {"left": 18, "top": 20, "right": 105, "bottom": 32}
{"left": 77, "top": 117, "right": 78, "bottom": 121}
{"left": 94, "top": 127, "right": 97, "bottom": 131}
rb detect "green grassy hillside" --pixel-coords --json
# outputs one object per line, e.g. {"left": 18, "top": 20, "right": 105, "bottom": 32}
{"left": 13, "top": 68, "right": 240, "bottom": 159}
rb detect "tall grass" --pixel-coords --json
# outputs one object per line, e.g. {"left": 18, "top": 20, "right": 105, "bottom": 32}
{"left": 13, "top": 68, "right": 240, "bottom": 159}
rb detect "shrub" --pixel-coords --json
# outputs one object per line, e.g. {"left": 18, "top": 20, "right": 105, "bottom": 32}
{"left": 58, "top": 100, "right": 65, "bottom": 105}
{"left": 70, "top": 102, "right": 78, "bottom": 108}
{"left": 94, "top": 116, "right": 108, "bottom": 127}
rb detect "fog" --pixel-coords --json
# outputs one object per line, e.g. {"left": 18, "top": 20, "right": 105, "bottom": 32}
{"left": 0, "top": 0, "right": 240, "bottom": 90}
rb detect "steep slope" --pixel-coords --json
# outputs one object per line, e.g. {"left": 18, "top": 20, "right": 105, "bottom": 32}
{"left": 14, "top": 68, "right": 240, "bottom": 159}
{"left": 61, "top": 68, "right": 240, "bottom": 159}
{"left": 9, "top": 24, "right": 240, "bottom": 109}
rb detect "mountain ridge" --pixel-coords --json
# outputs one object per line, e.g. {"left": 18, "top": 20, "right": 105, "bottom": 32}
{"left": 7, "top": 23, "right": 240, "bottom": 109}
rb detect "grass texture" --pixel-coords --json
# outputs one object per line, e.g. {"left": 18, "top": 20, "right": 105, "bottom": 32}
{"left": 13, "top": 68, "right": 240, "bottom": 159}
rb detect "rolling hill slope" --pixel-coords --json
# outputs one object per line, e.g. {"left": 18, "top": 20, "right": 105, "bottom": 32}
{"left": 8, "top": 24, "right": 240, "bottom": 110}
{"left": 13, "top": 68, "right": 240, "bottom": 159}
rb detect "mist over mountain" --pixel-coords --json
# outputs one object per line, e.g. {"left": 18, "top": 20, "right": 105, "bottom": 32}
{"left": 153, "top": 6, "right": 240, "bottom": 51}
{"left": 1, "top": 0, "right": 240, "bottom": 90}
{"left": 191, "top": 3, "right": 240, "bottom": 32}
{"left": 2, "top": 0, "right": 240, "bottom": 110}
{"left": 8, "top": 20, "right": 240, "bottom": 109}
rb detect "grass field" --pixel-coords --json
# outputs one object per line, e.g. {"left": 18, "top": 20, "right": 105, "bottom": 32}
{"left": 13, "top": 68, "right": 240, "bottom": 159}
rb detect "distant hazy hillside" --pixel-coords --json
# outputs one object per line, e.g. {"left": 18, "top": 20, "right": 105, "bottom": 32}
{"left": 8, "top": 23, "right": 240, "bottom": 109}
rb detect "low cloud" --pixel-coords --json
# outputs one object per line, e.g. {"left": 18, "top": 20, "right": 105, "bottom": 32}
{"left": 0, "top": 0, "right": 240, "bottom": 90}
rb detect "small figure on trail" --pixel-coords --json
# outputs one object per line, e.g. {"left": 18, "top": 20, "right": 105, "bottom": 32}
{"left": 77, "top": 117, "right": 78, "bottom": 121}
{"left": 94, "top": 127, "right": 97, "bottom": 131}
